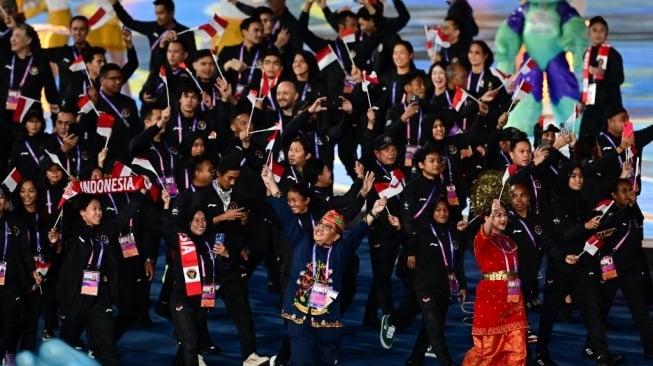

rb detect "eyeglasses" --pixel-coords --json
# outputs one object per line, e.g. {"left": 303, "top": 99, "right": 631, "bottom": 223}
{"left": 316, "top": 221, "right": 336, "bottom": 232}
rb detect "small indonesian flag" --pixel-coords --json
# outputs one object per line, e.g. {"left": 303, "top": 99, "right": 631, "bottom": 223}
{"left": 2, "top": 168, "right": 22, "bottom": 193}
{"left": 69, "top": 55, "right": 86, "bottom": 72}
{"left": 434, "top": 26, "right": 450, "bottom": 48}
{"left": 77, "top": 95, "right": 94, "bottom": 114}
{"left": 316, "top": 45, "right": 338, "bottom": 71}
{"left": 265, "top": 129, "right": 279, "bottom": 151}
{"left": 87, "top": 6, "right": 113, "bottom": 31}
{"left": 44, "top": 150, "right": 66, "bottom": 172}
{"left": 159, "top": 66, "right": 167, "bottom": 84}
{"left": 512, "top": 80, "right": 533, "bottom": 101}
{"left": 259, "top": 76, "right": 271, "bottom": 100}
{"left": 339, "top": 28, "right": 356, "bottom": 44}
{"left": 518, "top": 58, "right": 537, "bottom": 75}
{"left": 451, "top": 86, "right": 468, "bottom": 111}
{"left": 196, "top": 14, "right": 229, "bottom": 42}
{"left": 593, "top": 199, "right": 614, "bottom": 219}
{"left": 57, "top": 183, "right": 80, "bottom": 209}
{"left": 374, "top": 169, "right": 405, "bottom": 198}
{"left": 271, "top": 161, "right": 284, "bottom": 183}
{"left": 111, "top": 161, "right": 133, "bottom": 177}
{"left": 247, "top": 90, "right": 258, "bottom": 106}
{"left": 362, "top": 71, "right": 379, "bottom": 92}
{"left": 501, "top": 164, "right": 519, "bottom": 186}
{"left": 564, "top": 104, "right": 581, "bottom": 127}
{"left": 131, "top": 157, "right": 158, "bottom": 176}
{"left": 583, "top": 234, "right": 605, "bottom": 256}
{"left": 490, "top": 67, "right": 512, "bottom": 88}
{"left": 12, "top": 96, "right": 38, "bottom": 123}
{"left": 96, "top": 113, "right": 115, "bottom": 139}
{"left": 538, "top": 115, "right": 557, "bottom": 131}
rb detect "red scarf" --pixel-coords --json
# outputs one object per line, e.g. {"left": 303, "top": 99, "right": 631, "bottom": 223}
{"left": 178, "top": 233, "right": 202, "bottom": 296}
{"left": 581, "top": 43, "right": 610, "bottom": 104}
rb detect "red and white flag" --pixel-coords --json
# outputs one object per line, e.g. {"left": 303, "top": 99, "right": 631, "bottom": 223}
{"left": 564, "top": 104, "right": 581, "bottom": 127}
{"left": 582, "top": 234, "right": 605, "bottom": 256}
{"left": 593, "top": 199, "right": 614, "bottom": 219}
{"left": 518, "top": 58, "right": 537, "bottom": 75}
{"left": 374, "top": 169, "right": 405, "bottom": 198}
{"left": 159, "top": 66, "right": 167, "bottom": 84}
{"left": 131, "top": 157, "right": 158, "bottom": 177}
{"left": 362, "top": 71, "right": 379, "bottom": 92}
{"left": 265, "top": 129, "right": 279, "bottom": 151}
{"left": 512, "top": 80, "right": 533, "bottom": 101}
{"left": 57, "top": 183, "right": 81, "bottom": 209}
{"left": 501, "top": 164, "right": 519, "bottom": 186}
{"left": 2, "top": 168, "right": 22, "bottom": 193}
{"left": 451, "top": 86, "right": 469, "bottom": 111}
{"left": 69, "top": 55, "right": 86, "bottom": 72}
{"left": 247, "top": 90, "right": 259, "bottom": 106}
{"left": 196, "top": 14, "right": 229, "bottom": 42}
{"left": 271, "top": 161, "right": 284, "bottom": 183}
{"left": 44, "top": 150, "right": 67, "bottom": 173}
{"left": 434, "top": 26, "right": 450, "bottom": 48}
{"left": 77, "top": 95, "right": 94, "bottom": 114}
{"left": 251, "top": 121, "right": 281, "bottom": 135}
{"left": 96, "top": 113, "right": 115, "bottom": 139}
{"left": 339, "top": 28, "right": 356, "bottom": 44}
{"left": 490, "top": 67, "right": 512, "bottom": 88}
{"left": 316, "top": 45, "right": 338, "bottom": 71}
{"left": 87, "top": 6, "right": 113, "bottom": 30}
{"left": 111, "top": 161, "right": 133, "bottom": 177}
{"left": 12, "top": 96, "right": 39, "bottom": 123}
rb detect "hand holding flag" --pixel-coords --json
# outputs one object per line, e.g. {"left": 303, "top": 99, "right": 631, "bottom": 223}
{"left": 97, "top": 113, "right": 116, "bottom": 148}
{"left": 12, "top": 96, "right": 40, "bottom": 123}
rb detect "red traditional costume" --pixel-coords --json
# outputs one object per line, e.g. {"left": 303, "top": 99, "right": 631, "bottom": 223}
{"left": 462, "top": 229, "right": 528, "bottom": 366}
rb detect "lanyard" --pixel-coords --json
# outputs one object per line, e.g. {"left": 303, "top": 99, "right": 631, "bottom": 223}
{"left": 391, "top": 81, "right": 398, "bottom": 104}
{"left": 413, "top": 184, "right": 436, "bottom": 220}
{"left": 151, "top": 143, "right": 174, "bottom": 175}
{"left": 467, "top": 71, "right": 484, "bottom": 93}
{"left": 1, "top": 222, "right": 8, "bottom": 260}
{"left": 151, "top": 23, "right": 177, "bottom": 50}
{"left": 444, "top": 89, "right": 453, "bottom": 109}
{"left": 289, "top": 165, "right": 299, "bottom": 183}
{"left": 237, "top": 45, "right": 259, "bottom": 85}
{"left": 24, "top": 140, "right": 40, "bottom": 165}
{"left": 100, "top": 90, "right": 130, "bottom": 128}
{"left": 86, "top": 237, "right": 105, "bottom": 269}
{"left": 107, "top": 193, "right": 132, "bottom": 229}
{"left": 300, "top": 82, "right": 309, "bottom": 102}
{"left": 445, "top": 156, "right": 454, "bottom": 184}
{"left": 29, "top": 212, "right": 41, "bottom": 253}
{"left": 200, "top": 241, "right": 216, "bottom": 285}
{"left": 601, "top": 132, "right": 623, "bottom": 166}
{"left": 491, "top": 234, "right": 518, "bottom": 273}
{"left": 529, "top": 174, "right": 539, "bottom": 213}
{"left": 298, "top": 212, "right": 315, "bottom": 230}
{"left": 313, "top": 133, "right": 320, "bottom": 159}
{"left": 430, "top": 224, "right": 454, "bottom": 269}
{"left": 10, "top": 55, "right": 34, "bottom": 88}
{"left": 177, "top": 113, "right": 197, "bottom": 143}
{"left": 312, "top": 244, "right": 333, "bottom": 281}
{"left": 510, "top": 211, "right": 537, "bottom": 248}
{"left": 375, "top": 160, "right": 391, "bottom": 179}
{"left": 612, "top": 221, "right": 632, "bottom": 253}
{"left": 404, "top": 103, "right": 423, "bottom": 144}
{"left": 46, "top": 190, "right": 53, "bottom": 215}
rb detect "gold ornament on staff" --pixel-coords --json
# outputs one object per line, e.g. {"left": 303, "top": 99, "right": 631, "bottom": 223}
{"left": 468, "top": 170, "right": 511, "bottom": 217}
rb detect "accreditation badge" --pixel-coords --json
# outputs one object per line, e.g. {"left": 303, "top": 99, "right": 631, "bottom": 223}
{"left": 81, "top": 270, "right": 100, "bottom": 296}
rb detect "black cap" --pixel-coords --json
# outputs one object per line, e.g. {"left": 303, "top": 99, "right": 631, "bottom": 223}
{"left": 542, "top": 123, "right": 560, "bottom": 133}
{"left": 373, "top": 135, "right": 394, "bottom": 150}
{"left": 500, "top": 127, "right": 521, "bottom": 141}
{"left": 604, "top": 104, "right": 627, "bottom": 120}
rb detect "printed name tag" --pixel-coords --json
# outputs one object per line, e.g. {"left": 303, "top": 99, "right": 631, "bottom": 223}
{"left": 81, "top": 270, "right": 100, "bottom": 296}
{"left": 600, "top": 256, "right": 618, "bottom": 280}
{"left": 308, "top": 283, "right": 330, "bottom": 309}
{"left": 119, "top": 233, "right": 139, "bottom": 258}
{"left": 507, "top": 278, "right": 521, "bottom": 303}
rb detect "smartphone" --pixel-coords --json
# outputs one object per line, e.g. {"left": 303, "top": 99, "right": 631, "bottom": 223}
{"left": 215, "top": 233, "right": 225, "bottom": 246}
{"left": 320, "top": 98, "right": 343, "bottom": 109}
{"left": 409, "top": 94, "right": 419, "bottom": 104}
{"left": 596, "top": 227, "right": 617, "bottom": 238}
{"left": 623, "top": 121, "right": 634, "bottom": 139}
{"left": 68, "top": 122, "right": 84, "bottom": 136}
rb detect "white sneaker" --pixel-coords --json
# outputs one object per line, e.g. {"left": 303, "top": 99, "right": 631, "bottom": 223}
{"left": 243, "top": 352, "right": 270, "bottom": 366}
{"left": 198, "top": 355, "right": 207, "bottom": 366}
{"left": 425, "top": 345, "right": 438, "bottom": 358}
{"left": 269, "top": 355, "right": 277, "bottom": 366}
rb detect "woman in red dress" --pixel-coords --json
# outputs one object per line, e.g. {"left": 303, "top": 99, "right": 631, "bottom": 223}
{"left": 462, "top": 199, "right": 528, "bottom": 365}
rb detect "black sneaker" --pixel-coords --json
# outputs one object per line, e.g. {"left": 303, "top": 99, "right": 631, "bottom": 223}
{"left": 379, "top": 314, "right": 396, "bottom": 349}
{"left": 42, "top": 329, "right": 53, "bottom": 341}
{"left": 583, "top": 346, "right": 598, "bottom": 360}
{"left": 534, "top": 353, "right": 557, "bottom": 366}
{"left": 199, "top": 344, "right": 221, "bottom": 355}
{"left": 595, "top": 353, "right": 624, "bottom": 366}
